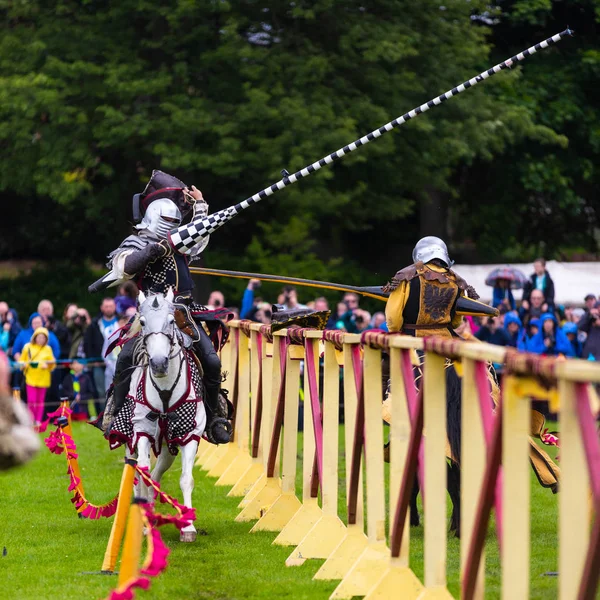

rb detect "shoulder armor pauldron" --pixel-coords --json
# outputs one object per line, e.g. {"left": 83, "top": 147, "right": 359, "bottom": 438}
{"left": 381, "top": 263, "right": 420, "bottom": 293}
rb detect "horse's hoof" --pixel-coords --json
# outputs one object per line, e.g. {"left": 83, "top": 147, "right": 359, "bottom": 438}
{"left": 180, "top": 530, "right": 197, "bottom": 543}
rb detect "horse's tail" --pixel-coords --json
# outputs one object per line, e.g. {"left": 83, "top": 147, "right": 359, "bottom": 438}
{"left": 446, "top": 365, "right": 462, "bottom": 465}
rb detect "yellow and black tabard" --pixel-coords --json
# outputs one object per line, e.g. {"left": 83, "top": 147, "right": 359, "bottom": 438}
{"left": 384, "top": 261, "right": 470, "bottom": 338}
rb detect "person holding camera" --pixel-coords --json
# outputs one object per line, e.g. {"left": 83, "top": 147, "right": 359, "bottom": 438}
{"left": 578, "top": 301, "right": 600, "bottom": 359}
{"left": 279, "top": 286, "right": 307, "bottom": 310}
{"left": 65, "top": 305, "right": 91, "bottom": 358}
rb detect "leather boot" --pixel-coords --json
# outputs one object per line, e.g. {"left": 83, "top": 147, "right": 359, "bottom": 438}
{"left": 204, "top": 383, "right": 232, "bottom": 444}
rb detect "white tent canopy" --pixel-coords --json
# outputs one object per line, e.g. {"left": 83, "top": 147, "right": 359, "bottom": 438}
{"left": 453, "top": 261, "right": 599, "bottom": 306}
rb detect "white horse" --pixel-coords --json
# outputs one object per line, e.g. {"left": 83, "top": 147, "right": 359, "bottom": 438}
{"left": 123, "top": 289, "right": 206, "bottom": 542}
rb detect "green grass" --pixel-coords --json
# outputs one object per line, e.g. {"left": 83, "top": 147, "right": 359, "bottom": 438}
{"left": 0, "top": 422, "right": 561, "bottom": 599}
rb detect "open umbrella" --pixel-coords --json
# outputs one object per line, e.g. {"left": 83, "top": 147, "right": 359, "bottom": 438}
{"left": 485, "top": 267, "right": 528, "bottom": 289}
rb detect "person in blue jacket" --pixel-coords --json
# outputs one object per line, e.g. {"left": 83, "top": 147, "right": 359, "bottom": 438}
{"left": 12, "top": 313, "right": 60, "bottom": 361}
{"left": 525, "top": 313, "right": 573, "bottom": 357}
{"left": 562, "top": 322, "right": 583, "bottom": 358}
{"left": 503, "top": 313, "right": 523, "bottom": 348}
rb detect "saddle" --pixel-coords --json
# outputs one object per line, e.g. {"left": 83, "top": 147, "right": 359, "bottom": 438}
{"left": 174, "top": 296, "right": 203, "bottom": 344}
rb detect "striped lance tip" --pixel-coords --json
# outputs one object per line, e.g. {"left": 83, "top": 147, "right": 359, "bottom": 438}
{"left": 169, "top": 28, "right": 573, "bottom": 255}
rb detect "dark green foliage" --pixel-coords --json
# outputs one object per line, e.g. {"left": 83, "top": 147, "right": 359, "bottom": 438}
{"left": 0, "top": 262, "right": 105, "bottom": 319}
{"left": 0, "top": 0, "right": 596, "bottom": 280}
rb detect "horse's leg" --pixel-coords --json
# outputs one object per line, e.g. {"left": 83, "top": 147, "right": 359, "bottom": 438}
{"left": 151, "top": 448, "right": 176, "bottom": 486}
{"left": 179, "top": 439, "right": 199, "bottom": 542}
{"left": 135, "top": 436, "right": 152, "bottom": 501}
{"left": 448, "top": 461, "right": 461, "bottom": 537}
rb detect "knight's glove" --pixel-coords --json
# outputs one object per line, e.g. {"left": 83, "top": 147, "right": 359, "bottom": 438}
{"left": 123, "top": 241, "right": 171, "bottom": 275}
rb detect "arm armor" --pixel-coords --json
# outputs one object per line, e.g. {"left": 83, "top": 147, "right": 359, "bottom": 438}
{"left": 123, "top": 241, "right": 171, "bottom": 276}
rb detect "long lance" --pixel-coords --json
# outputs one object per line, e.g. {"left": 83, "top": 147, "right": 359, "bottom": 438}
{"left": 169, "top": 29, "right": 573, "bottom": 255}
{"left": 189, "top": 266, "right": 498, "bottom": 318}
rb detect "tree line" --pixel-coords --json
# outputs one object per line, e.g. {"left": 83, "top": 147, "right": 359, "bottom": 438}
{"left": 0, "top": 0, "right": 597, "bottom": 290}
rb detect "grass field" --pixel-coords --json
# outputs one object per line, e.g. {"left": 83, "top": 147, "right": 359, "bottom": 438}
{"left": 0, "top": 421, "right": 561, "bottom": 599}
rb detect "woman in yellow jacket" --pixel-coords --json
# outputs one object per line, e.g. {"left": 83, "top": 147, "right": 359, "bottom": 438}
{"left": 21, "top": 327, "right": 56, "bottom": 425}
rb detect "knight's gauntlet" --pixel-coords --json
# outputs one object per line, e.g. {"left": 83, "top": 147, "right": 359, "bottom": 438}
{"left": 123, "top": 241, "right": 171, "bottom": 275}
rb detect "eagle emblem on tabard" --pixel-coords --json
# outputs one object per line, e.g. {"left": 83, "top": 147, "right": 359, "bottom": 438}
{"left": 423, "top": 284, "right": 456, "bottom": 321}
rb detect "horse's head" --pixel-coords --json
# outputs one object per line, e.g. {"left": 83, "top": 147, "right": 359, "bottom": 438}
{"left": 138, "top": 289, "right": 176, "bottom": 378}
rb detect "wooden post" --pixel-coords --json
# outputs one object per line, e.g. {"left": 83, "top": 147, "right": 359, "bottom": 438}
{"left": 101, "top": 458, "right": 137, "bottom": 573}
{"left": 287, "top": 332, "right": 346, "bottom": 567}
{"left": 227, "top": 325, "right": 265, "bottom": 496}
{"left": 116, "top": 500, "right": 144, "bottom": 588}
{"left": 315, "top": 334, "right": 368, "bottom": 580}
{"left": 236, "top": 331, "right": 283, "bottom": 521}
{"left": 209, "top": 326, "right": 248, "bottom": 478}
{"left": 460, "top": 358, "right": 486, "bottom": 599}
{"left": 274, "top": 334, "right": 322, "bottom": 546}
{"left": 501, "top": 376, "right": 530, "bottom": 600}
{"left": 214, "top": 327, "right": 253, "bottom": 484}
{"left": 234, "top": 335, "right": 274, "bottom": 504}
{"left": 251, "top": 340, "right": 302, "bottom": 532}
{"left": 364, "top": 345, "right": 423, "bottom": 599}
{"left": 558, "top": 377, "right": 589, "bottom": 599}
{"left": 418, "top": 351, "right": 452, "bottom": 599}
{"left": 331, "top": 344, "right": 388, "bottom": 598}
{"left": 322, "top": 341, "right": 340, "bottom": 515}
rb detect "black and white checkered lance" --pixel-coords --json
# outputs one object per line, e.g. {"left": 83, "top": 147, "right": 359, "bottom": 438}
{"left": 168, "top": 28, "right": 573, "bottom": 255}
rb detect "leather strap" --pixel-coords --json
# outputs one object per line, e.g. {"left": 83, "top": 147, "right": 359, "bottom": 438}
{"left": 402, "top": 323, "right": 450, "bottom": 330}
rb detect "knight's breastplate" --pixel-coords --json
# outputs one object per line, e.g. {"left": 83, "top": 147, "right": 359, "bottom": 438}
{"left": 140, "top": 253, "right": 193, "bottom": 295}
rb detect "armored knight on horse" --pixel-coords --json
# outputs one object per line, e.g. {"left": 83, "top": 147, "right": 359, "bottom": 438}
{"left": 382, "top": 236, "right": 560, "bottom": 535}
{"left": 89, "top": 170, "right": 232, "bottom": 445}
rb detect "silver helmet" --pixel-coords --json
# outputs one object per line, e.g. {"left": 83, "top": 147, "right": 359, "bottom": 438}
{"left": 412, "top": 236, "right": 453, "bottom": 267}
{"left": 135, "top": 198, "right": 182, "bottom": 240}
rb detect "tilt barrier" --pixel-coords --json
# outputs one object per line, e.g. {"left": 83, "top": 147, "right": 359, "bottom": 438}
{"left": 195, "top": 320, "right": 600, "bottom": 600}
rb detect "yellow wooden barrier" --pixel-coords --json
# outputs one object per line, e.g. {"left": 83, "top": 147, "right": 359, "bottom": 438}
{"left": 250, "top": 333, "right": 303, "bottom": 531}
{"left": 207, "top": 326, "right": 246, "bottom": 477}
{"left": 214, "top": 327, "right": 253, "bottom": 485}
{"left": 204, "top": 321, "right": 600, "bottom": 600}
{"left": 331, "top": 344, "right": 388, "bottom": 598}
{"left": 273, "top": 330, "right": 323, "bottom": 546}
{"left": 286, "top": 332, "right": 346, "bottom": 566}
{"left": 365, "top": 337, "right": 424, "bottom": 599}
{"left": 227, "top": 324, "right": 266, "bottom": 496}
{"left": 236, "top": 330, "right": 280, "bottom": 519}
{"left": 315, "top": 334, "right": 368, "bottom": 580}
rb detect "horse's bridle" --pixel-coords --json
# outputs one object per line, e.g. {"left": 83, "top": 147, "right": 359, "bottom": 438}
{"left": 140, "top": 319, "right": 186, "bottom": 411}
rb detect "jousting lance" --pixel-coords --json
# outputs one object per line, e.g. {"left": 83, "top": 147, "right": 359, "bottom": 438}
{"left": 189, "top": 266, "right": 499, "bottom": 317}
{"left": 168, "top": 29, "right": 573, "bottom": 255}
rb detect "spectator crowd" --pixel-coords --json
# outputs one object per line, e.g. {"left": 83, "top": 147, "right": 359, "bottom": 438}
{"left": 475, "top": 258, "right": 599, "bottom": 360}
{"left": 1, "top": 257, "right": 597, "bottom": 425}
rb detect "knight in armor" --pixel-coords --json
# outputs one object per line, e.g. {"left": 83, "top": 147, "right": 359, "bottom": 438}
{"left": 89, "top": 170, "right": 232, "bottom": 445}
{"left": 380, "top": 236, "right": 560, "bottom": 533}
{"left": 383, "top": 236, "right": 478, "bottom": 338}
